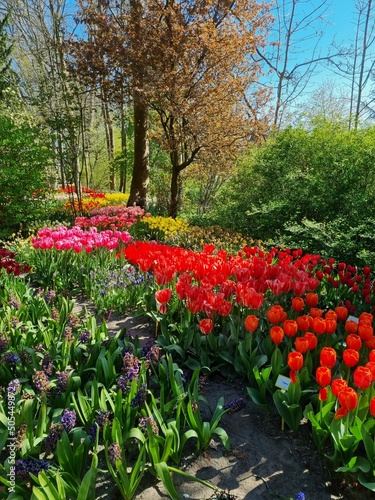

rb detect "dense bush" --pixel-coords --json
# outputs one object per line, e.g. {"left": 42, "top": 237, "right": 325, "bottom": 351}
{"left": 207, "top": 120, "right": 375, "bottom": 263}
{"left": 0, "top": 115, "right": 54, "bottom": 239}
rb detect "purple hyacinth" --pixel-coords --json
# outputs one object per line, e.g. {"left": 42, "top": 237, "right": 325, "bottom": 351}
{"left": 15, "top": 459, "right": 49, "bottom": 479}
{"left": 41, "top": 355, "right": 53, "bottom": 377}
{"left": 296, "top": 493, "right": 306, "bottom": 500}
{"left": 138, "top": 417, "right": 159, "bottom": 435}
{"left": 44, "top": 422, "right": 64, "bottom": 452}
{"left": 45, "top": 289, "right": 56, "bottom": 303}
{"left": 131, "top": 383, "right": 148, "bottom": 408}
{"left": 61, "top": 409, "right": 76, "bottom": 432}
{"left": 78, "top": 330, "right": 91, "bottom": 343}
{"left": 33, "top": 370, "right": 50, "bottom": 394}
{"left": 223, "top": 398, "right": 246, "bottom": 414}
{"left": 56, "top": 371, "right": 70, "bottom": 392}
{"left": 0, "top": 336, "right": 9, "bottom": 351}
{"left": 3, "top": 352, "right": 21, "bottom": 365}
{"left": 88, "top": 410, "right": 112, "bottom": 441}
{"left": 122, "top": 352, "right": 140, "bottom": 383}
{"left": 7, "top": 379, "right": 20, "bottom": 395}
{"left": 116, "top": 374, "right": 130, "bottom": 394}
{"left": 108, "top": 442, "right": 123, "bottom": 466}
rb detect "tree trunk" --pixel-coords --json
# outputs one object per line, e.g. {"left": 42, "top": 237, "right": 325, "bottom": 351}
{"left": 169, "top": 163, "right": 180, "bottom": 219}
{"left": 127, "top": 92, "right": 149, "bottom": 208}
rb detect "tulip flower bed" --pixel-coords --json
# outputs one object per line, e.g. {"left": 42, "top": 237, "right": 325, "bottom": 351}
{"left": 2, "top": 216, "right": 375, "bottom": 496}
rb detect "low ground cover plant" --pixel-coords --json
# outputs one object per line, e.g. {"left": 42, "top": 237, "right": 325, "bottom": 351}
{"left": 1, "top": 209, "right": 375, "bottom": 496}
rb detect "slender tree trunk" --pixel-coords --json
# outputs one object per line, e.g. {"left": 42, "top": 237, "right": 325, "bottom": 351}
{"left": 169, "top": 163, "right": 180, "bottom": 219}
{"left": 127, "top": 91, "right": 149, "bottom": 207}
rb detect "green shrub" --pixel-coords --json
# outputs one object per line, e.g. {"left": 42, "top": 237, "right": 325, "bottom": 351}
{"left": 0, "top": 115, "right": 54, "bottom": 238}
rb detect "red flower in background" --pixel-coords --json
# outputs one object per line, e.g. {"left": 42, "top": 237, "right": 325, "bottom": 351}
{"left": 199, "top": 318, "right": 214, "bottom": 335}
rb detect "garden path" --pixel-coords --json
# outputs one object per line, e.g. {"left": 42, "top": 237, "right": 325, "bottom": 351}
{"left": 73, "top": 298, "right": 370, "bottom": 500}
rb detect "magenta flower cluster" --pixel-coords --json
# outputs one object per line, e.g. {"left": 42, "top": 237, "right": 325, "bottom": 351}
{"left": 31, "top": 226, "right": 131, "bottom": 253}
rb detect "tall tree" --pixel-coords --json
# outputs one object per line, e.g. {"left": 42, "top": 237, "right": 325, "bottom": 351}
{"left": 74, "top": 0, "right": 272, "bottom": 216}
{"left": 255, "top": 0, "right": 343, "bottom": 129}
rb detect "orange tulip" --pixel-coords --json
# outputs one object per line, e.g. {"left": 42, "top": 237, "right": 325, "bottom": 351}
{"left": 310, "top": 307, "right": 323, "bottom": 318}
{"left": 270, "top": 326, "right": 284, "bottom": 344}
{"left": 325, "top": 310, "right": 338, "bottom": 321}
{"left": 338, "top": 387, "right": 358, "bottom": 411}
{"left": 244, "top": 315, "right": 259, "bottom": 332}
{"left": 359, "top": 312, "right": 373, "bottom": 325}
{"left": 294, "top": 336, "right": 309, "bottom": 353}
{"left": 304, "top": 331, "right": 317, "bottom": 350}
{"left": 358, "top": 324, "right": 373, "bottom": 341}
{"left": 267, "top": 305, "right": 284, "bottom": 324}
{"left": 335, "top": 306, "right": 348, "bottom": 321}
{"left": 345, "top": 320, "right": 358, "bottom": 335}
{"left": 353, "top": 366, "right": 372, "bottom": 389}
{"left": 316, "top": 366, "right": 331, "bottom": 387}
{"left": 291, "top": 297, "right": 305, "bottom": 312}
{"left": 365, "top": 362, "right": 375, "bottom": 382}
{"left": 342, "top": 349, "right": 360, "bottom": 368}
{"left": 320, "top": 347, "right": 336, "bottom": 368}
{"left": 346, "top": 334, "right": 362, "bottom": 351}
{"left": 296, "top": 315, "right": 311, "bottom": 332}
{"left": 331, "top": 378, "right": 348, "bottom": 397}
{"left": 283, "top": 319, "right": 298, "bottom": 337}
{"left": 305, "top": 292, "right": 319, "bottom": 307}
{"left": 312, "top": 317, "right": 326, "bottom": 335}
{"left": 287, "top": 351, "right": 304, "bottom": 372}
{"left": 325, "top": 319, "right": 337, "bottom": 334}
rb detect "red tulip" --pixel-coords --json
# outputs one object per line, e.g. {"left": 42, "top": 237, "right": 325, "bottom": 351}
{"left": 359, "top": 312, "right": 373, "bottom": 325}
{"left": 370, "top": 396, "right": 375, "bottom": 418}
{"left": 331, "top": 378, "right": 348, "bottom": 397}
{"left": 270, "top": 326, "right": 284, "bottom": 344}
{"left": 312, "top": 317, "right": 326, "bottom": 335}
{"left": 325, "top": 310, "right": 338, "bottom": 321}
{"left": 338, "top": 387, "right": 358, "bottom": 411}
{"left": 198, "top": 318, "right": 214, "bottom": 335}
{"left": 325, "top": 319, "right": 337, "bottom": 334}
{"left": 283, "top": 319, "right": 298, "bottom": 337}
{"left": 346, "top": 334, "right": 362, "bottom": 351}
{"left": 304, "top": 331, "right": 317, "bottom": 350}
{"left": 287, "top": 351, "right": 304, "bottom": 372}
{"left": 345, "top": 320, "right": 358, "bottom": 335}
{"left": 244, "top": 315, "right": 259, "bottom": 332}
{"left": 335, "top": 306, "right": 348, "bottom": 321}
{"left": 155, "top": 288, "right": 172, "bottom": 304}
{"left": 310, "top": 307, "right": 323, "bottom": 318}
{"left": 320, "top": 347, "right": 336, "bottom": 368}
{"left": 296, "top": 315, "right": 311, "bottom": 332}
{"left": 316, "top": 366, "right": 331, "bottom": 387}
{"left": 267, "top": 305, "right": 284, "bottom": 324}
{"left": 294, "top": 336, "right": 309, "bottom": 353}
{"left": 358, "top": 324, "right": 373, "bottom": 341}
{"left": 342, "top": 349, "right": 360, "bottom": 368}
{"left": 305, "top": 292, "right": 319, "bottom": 307}
{"left": 353, "top": 366, "right": 372, "bottom": 389}
{"left": 291, "top": 297, "right": 305, "bottom": 312}
{"left": 365, "top": 362, "right": 375, "bottom": 382}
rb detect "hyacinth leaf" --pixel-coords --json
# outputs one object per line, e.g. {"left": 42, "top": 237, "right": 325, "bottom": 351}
{"left": 154, "top": 462, "right": 180, "bottom": 500}
{"left": 77, "top": 452, "right": 98, "bottom": 500}
{"left": 358, "top": 475, "right": 375, "bottom": 492}
{"left": 336, "top": 456, "right": 371, "bottom": 473}
{"left": 30, "top": 471, "right": 61, "bottom": 500}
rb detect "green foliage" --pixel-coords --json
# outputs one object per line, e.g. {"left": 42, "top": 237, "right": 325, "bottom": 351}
{"left": 0, "top": 115, "right": 54, "bottom": 238}
{"left": 209, "top": 121, "right": 375, "bottom": 263}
